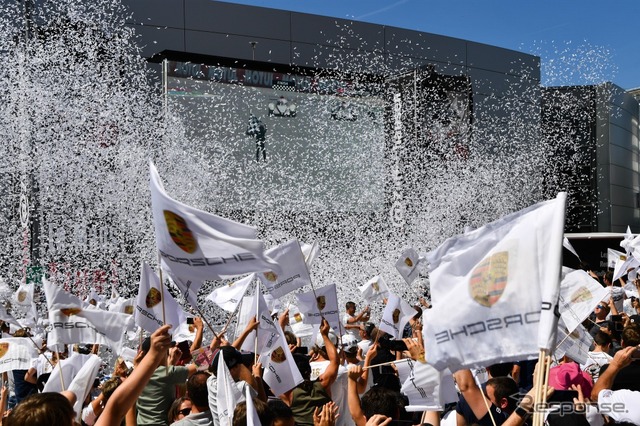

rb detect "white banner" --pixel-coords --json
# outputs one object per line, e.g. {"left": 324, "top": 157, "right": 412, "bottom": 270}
{"left": 259, "top": 320, "right": 303, "bottom": 396}
{"left": 401, "top": 361, "right": 443, "bottom": 411}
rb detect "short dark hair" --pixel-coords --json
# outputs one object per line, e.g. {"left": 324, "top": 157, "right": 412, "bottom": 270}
{"left": 486, "top": 376, "right": 519, "bottom": 411}
{"left": 594, "top": 331, "right": 613, "bottom": 347}
{"left": 268, "top": 398, "right": 294, "bottom": 421}
{"left": 346, "top": 301, "right": 356, "bottom": 310}
{"left": 187, "top": 371, "right": 210, "bottom": 408}
{"left": 233, "top": 398, "right": 274, "bottom": 426}
{"left": 361, "top": 386, "right": 402, "bottom": 419}
{"left": 622, "top": 324, "right": 640, "bottom": 347}
{"left": 5, "top": 392, "right": 75, "bottom": 426}
{"left": 292, "top": 353, "right": 311, "bottom": 380}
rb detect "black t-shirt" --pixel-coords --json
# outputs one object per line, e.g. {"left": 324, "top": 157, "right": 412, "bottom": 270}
{"left": 12, "top": 369, "right": 36, "bottom": 403}
{"left": 455, "top": 383, "right": 510, "bottom": 426}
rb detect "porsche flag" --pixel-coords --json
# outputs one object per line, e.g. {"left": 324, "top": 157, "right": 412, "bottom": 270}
{"left": 558, "top": 269, "right": 609, "bottom": 333}
{"left": 359, "top": 275, "right": 390, "bottom": 304}
{"left": 135, "top": 262, "right": 185, "bottom": 333}
{"left": 164, "top": 268, "right": 202, "bottom": 312}
{"left": 0, "top": 338, "right": 38, "bottom": 374}
{"left": 395, "top": 248, "right": 422, "bottom": 285}
{"left": 44, "top": 279, "right": 132, "bottom": 352}
{"left": 379, "top": 293, "right": 417, "bottom": 339}
{"left": 608, "top": 248, "right": 625, "bottom": 269}
{"left": 150, "top": 161, "right": 278, "bottom": 281}
{"left": 13, "top": 283, "right": 34, "bottom": 307}
{"left": 424, "top": 193, "right": 566, "bottom": 371}
{"left": 296, "top": 284, "right": 341, "bottom": 332}
{"left": 207, "top": 273, "right": 254, "bottom": 313}
{"left": 259, "top": 319, "right": 303, "bottom": 396}
{"left": 258, "top": 239, "right": 311, "bottom": 299}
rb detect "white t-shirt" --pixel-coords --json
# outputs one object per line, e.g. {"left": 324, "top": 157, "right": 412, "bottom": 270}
{"left": 580, "top": 351, "right": 612, "bottom": 382}
{"left": 342, "top": 314, "right": 362, "bottom": 341}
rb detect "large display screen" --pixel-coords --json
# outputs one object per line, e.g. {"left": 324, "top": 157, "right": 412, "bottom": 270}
{"left": 166, "top": 62, "right": 386, "bottom": 213}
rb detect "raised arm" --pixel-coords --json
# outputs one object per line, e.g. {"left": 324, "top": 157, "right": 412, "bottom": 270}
{"left": 452, "top": 369, "right": 488, "bottom": 421}
{"left": 318, "top": 319, "right": 339, "bottom": 391}
{"left": 95, "top": 325, "right": 172, "bottom": 426}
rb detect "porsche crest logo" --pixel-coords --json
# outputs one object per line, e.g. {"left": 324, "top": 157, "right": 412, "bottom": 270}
{"left": 124, "top": 305, "right": 134, "bottom": 315}
{"left": 17, "top": 291, "right": 27, "bottom": 303}
{"left": 316, "top": 296, "right": 326, "bottom": 311}
{"left": 392, "top": 308, "right": 401, "bottom": 323}
{"left": 61, "top": 308, "right": 82, "bottom": 317}
{"left": 88, "top": 299, "right": 97, "bottom": 306}
{"left": 570, "top": 286, "right": 592, "bottom": 304}
{"left": 145, "top": 288, "right": 162, "bottom": 309}
{"left": 270, "top": 346, "right": 286, "bottom": 364}
{"left": 0, "top": 342, "right": 8, "bottom": 359}
{"left": 164, "top": 210, "right": 198, "bottom": 254}
{"left": 404, "top": 258, "right": 413, "bottom": 268}
{"left": 469, "top": 251, "right": 508, "bottom": 307}
{"left": 372, "top": 281, "right": 379, "bottom": 292}
{"left": 263, "top": 271, "right": 278, "bottom": 282}
{"left": 293, "top": 313, "right": 302, "bottom": 323}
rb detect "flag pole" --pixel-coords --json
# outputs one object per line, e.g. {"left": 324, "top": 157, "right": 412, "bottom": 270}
{"left": 476, "top": 372, "right": 498, "bottom": 426}
{"left": 156, "top": 252, "right": 167, "bottom": 326}
{"left": 254, "top": 281, "right": 260, "bottom": 365}
{"left": 193, "top": 304, "right": 219, "bottom": 339}
{"left": 55, "top": 350, "right": 65, "bottom": 390}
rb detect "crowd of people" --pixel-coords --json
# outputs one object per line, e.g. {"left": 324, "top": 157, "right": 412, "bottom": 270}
{"left": 0, "top": 266, "right": 640, "bottom": 426}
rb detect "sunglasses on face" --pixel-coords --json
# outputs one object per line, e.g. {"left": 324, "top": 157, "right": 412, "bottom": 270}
{"left": 596, "top": 305, "right": 606, "bottom": 309}
{"left": 178, "top": 408, "right": 191, "bottom": 417}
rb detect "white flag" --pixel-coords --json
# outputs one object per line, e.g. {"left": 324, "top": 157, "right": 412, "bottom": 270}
{"left": 424, "top": 193, "right": 566, "bottom": 371}
{"left": 296, "top": 284, "right": 341, "bottom": 332}
{"left": 0, "top": 305, "right": 23, "bottom": 329}
{"left": 84, "top": 288, "right": 103, "bottom": 307}
{"left": 0, "top": 338, "right": 38, "bottom": 374}
{"left": 300, "top": 241, "right": 320, "bottom": 269}
{"left": 401, "top": 361, "right": 443, "bottom": 411}
{"left": 236, "top": 291, "right": 270, "bottom": 353}
{"left": 554, "top": 321, "right": 593, "bottom": 365}
{"left": 614, "top": 254, "right": 639, "bottom": 282}
{"left": 620, "top": 226, "right": 634, "bottom": 254}
{"left": 135, "top": 262, "right": 185, "bottom": 333}
{"left": 244, "top": 385, "right": 260, "bottom": 426}
{"left": 359, "top": 275, "right": 390, "bottom": 304}
{"left": 13, "top": 283, "right": 34, "bottom": 307}
{"left": 379, "top": 293, "right": 417, "bottom": 339}
{"left": 216, "top": 350, "right": 242, "bottom": 426}
{"left": 259, "top": 320, "right": 304, "bottom": 396}
{"left": 288, "top": 304, "right": 314, "bottom": 338}
{"left": 150, "top": 162, "right": 278, "bottom": 281}
{"left": 395, "top": 248, "right": 423, "bottom": 285}
{"left": 165, "top": 269, "right": 202, "bottom": 312}
{"left": 608, "top": 248, "right": 626, "bottom": 269}
{"left": 44, "top": 279, "right": 131, "bottom": 352}
{"left": 207, "top": 274, "right": 254, "bottom": 313}
{"left": 258, "top": 240, "right": 311, "bottom": 299}
{"left": 558, "top": 269, "right": 610, "bottom": 333}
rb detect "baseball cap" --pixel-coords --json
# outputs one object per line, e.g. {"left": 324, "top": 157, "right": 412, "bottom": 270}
{"left": 315, "top": 330, "right": 338, "bottom": 348}
{"left": 548, "top": 362, "right": 593, "bottom": 397}
{"left": 341, "top": 334, "right": 358, "bottom": 354}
